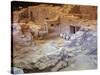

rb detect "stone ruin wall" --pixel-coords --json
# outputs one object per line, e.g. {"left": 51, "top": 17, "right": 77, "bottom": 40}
{"left": 69, "top": 5, "right": 97, "bottom": 20}
{"left": 28, "top": 5, "right": 60, "bottom": 25}
{"left": 12, "top": 5, "right": 97, "bottom": 31}
{"left": 80, "top": 6, "right": 97, "bottom": 20}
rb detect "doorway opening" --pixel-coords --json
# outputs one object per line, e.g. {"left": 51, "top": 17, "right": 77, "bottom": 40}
{"left": 70, "top": 26, "right": 80, "bottom": 34}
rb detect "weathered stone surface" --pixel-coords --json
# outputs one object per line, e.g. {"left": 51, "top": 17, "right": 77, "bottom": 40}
{"left": 13, "top": 26, "right": 97, "bottom": 73}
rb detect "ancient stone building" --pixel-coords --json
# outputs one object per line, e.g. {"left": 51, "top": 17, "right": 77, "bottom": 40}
{"left": 12, "top": 4, "right": 97, "bottom": 36}
{"left": 27, "top": 4, "right": 60, "bottom": 25}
